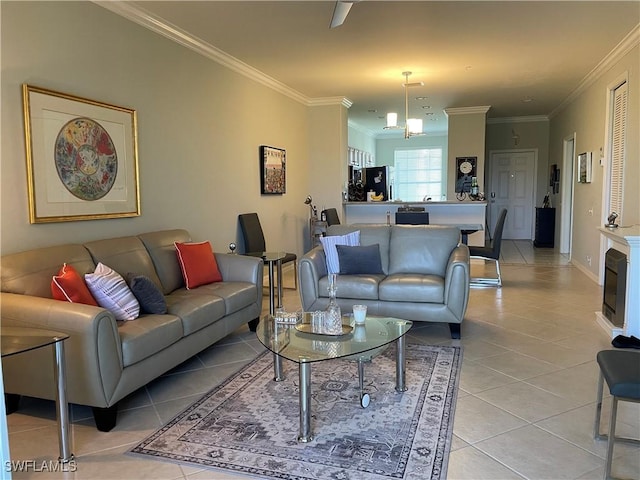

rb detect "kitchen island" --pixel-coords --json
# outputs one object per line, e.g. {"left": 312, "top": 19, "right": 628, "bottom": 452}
{"left": 343, "top": 201, "right": 487, "bottom": 246}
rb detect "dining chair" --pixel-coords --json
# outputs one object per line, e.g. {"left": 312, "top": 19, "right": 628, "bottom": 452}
{"left": 395, "top": 211, "right": 430, "bottom": 225}
{"left": 321, "top": 208, "right": 341, "bottom": 226}
{"left": 469, "top": 208, "right": 507, "bottom": 287}
{"left": 238, "top": 213, "right": 297, "bottom": 289}
{"left": 397, "top": 206, "right": 425, "bottom": 212}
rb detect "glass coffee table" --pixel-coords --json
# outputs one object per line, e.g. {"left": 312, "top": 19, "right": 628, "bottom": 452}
{"left": 256, "top": 314, "right": 412, "bottom": 442}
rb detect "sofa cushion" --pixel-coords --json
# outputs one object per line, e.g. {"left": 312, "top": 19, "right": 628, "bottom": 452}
{"left": 85, "top": 263, "right": 140, "bottom": 321}
{"left": 118, "top": 313, "right": 183, "bottom": 367}
{"left": 336, "top": 244, "right": 384, "bottom": 275}
{"left": 388, "top": 226, "right": 459, "bottom": 276}
{"left": 379, "top": 274, "right": 445, "bottom": 303}
{"left": 51, "top": 263, "right": 99, "bottom": 305}
{"left": 138, "top": 229, "right": 192, "bottom": 294}
{"left": 126, "top": 273, "right": 167, "bottom": 315}
{"left": 165, "top": 291, "right": 227, "bottom": 336}
{"left": 327, "top": 225, "right": 391, "bottom": 274}
{"left": 319, "top": 274, "right": 382, "bottom": 301}
{"left": 175, "top": 241, "right": 223, "bottom": 289}
{"left": 1, "top": 244, "right": 95, "bottom": 298}
{"left": 319, "top": 231, "right": 360, "bottom": 274}
{"left": 84, "top": 236, "right": 163, "bottom": 288}
{"left": 188, "top": 281, "right": 258, "bottom": 316}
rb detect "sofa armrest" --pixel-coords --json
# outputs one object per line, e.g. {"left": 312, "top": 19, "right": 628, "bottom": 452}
{"left": 0, "top": 292, "right": 124, "bottom": 407}
{"left": 215, "top": 253, "right": 263, "bottom": 288}
{"left": 443, "top": 244, "right": 470, "bottom": 323}
{"left": 298, "top": 247, "right": 327, "bottom": 311}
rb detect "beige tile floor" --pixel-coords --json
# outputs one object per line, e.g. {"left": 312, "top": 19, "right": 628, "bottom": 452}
{"left": 5, "top": 241, "right": 640, "bottom": 479}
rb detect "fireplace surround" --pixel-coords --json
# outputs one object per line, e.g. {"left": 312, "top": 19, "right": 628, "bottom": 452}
{"left": 602, "top": 248, "right": 626, "bottom": 328}
{"left": 597, "top": 226, "right": 639, "bottom": 338}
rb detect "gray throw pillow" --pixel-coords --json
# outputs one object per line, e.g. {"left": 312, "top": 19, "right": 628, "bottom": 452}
{"left": 126, "top": 273, "right": 168, "bottom": 315}
{"left": 336, "top": 244, "right": 383, "bottom": 275}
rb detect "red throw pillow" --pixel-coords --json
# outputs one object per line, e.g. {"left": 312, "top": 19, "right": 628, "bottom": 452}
{"left": 175, "top": 241, "right": 223, "bottom": 289}
{"left": 51, "top": 263, "right": 99, "bottom": 305}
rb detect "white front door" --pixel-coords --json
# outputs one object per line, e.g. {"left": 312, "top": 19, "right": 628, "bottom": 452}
{"left": 488, "top": 150, "right": 537, "bottom": 239}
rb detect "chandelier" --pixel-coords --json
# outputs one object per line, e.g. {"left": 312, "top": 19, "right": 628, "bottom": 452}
{"left": 384, "top": 71, "right": 425, "bottom": 139}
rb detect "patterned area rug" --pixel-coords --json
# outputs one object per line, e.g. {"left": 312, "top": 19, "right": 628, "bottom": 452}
{"left": 130, "top": 343, "right": 462, "bottom": 480}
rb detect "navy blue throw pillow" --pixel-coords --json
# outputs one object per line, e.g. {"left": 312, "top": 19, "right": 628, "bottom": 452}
{"left": 336, "top": 244, "right": 383, "bottom": 275}
{"left": 126, "top": 273, "right": 168, "bottom": 315}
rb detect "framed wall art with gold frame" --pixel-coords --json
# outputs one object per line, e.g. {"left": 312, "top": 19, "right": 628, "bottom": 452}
{"left": 23, "top": 84, "right": 140, "bottom": 223}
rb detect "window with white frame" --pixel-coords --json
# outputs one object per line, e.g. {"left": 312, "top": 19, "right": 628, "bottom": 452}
{"left": 393, "top": 148, "right": 444, "bottom": 202}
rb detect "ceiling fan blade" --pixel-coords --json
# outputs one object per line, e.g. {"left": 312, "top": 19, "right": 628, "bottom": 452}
{"left": 330, "top": 1, "right": 354, "bottom": 28}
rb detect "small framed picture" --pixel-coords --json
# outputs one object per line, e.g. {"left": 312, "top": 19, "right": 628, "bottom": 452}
{"left": 577, "top": 152, "right": 592, "bottom": 183}
{"left": 455, "top": 156, "right": 477, "bottom": 193}
{"left": 260, "top": 145, "right": 286, "bottom": 194}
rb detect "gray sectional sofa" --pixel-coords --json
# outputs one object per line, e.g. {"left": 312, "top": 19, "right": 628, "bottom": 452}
{"left": 0, "top": 229, "right": 263, "bottom": 431}
{"left": 298, "top": 224, "right": 470, "bottom": 338}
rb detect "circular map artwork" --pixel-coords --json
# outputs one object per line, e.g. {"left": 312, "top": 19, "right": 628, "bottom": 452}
{"left": 54, "top": 117, "right": 117, "bottom": 201}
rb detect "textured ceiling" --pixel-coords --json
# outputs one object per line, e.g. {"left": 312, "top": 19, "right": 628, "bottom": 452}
{"left": 109, "top": 1, "right": 639, "bottom": 137}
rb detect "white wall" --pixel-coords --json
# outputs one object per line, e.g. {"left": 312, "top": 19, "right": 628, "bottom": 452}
{"left": 445, "top": 109, "right": 488, "bottom": 198}
{"left": 549, "top": 43, "right": 639, "bottom": 280}
{"left": 486, "top": 119, "right": 550, "bottom": 206}
{"left": 307, "top": 103, "right": 349, "bottom": 250}
{"left": 1, "top": 1, "right": 322, "bottom": 258}
{"left": 375, "top": 134, "right": 448, "bottom": 167}
{"left": 1, "top": 2, "right": 637, "bottom": 279}
{"left": 347, "top": 124, "right": 376, "bottom": 157}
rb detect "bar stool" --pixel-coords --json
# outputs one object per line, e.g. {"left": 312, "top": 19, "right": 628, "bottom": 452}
{"left": 594, "top": 350, "right": 640, "bottom": 479}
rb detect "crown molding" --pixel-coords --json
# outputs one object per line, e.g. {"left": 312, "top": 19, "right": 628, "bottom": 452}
{"left": 487, "top": 115, "right": 549, "bottom": 124}
{"left": 374, "top": 127, "right": 449, "bottom": 139}
{"left": 93, "top": 1, "right": 345, "bottom": 108}
{"left": 550, "top": 23, "right": 640, "bottom": 119}
{"left": 444, "top": 106, "right": 491, "bottom": 116}
{"left": 308, "top": 97, "right": 353, "bottom": 108}
{"left": 347, "top": 120, "right": 377, "bottom": 137}
{"left": 94, "top": 1, "right": 636, "bottom": 126}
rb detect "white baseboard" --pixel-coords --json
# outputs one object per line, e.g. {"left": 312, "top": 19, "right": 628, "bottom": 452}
{"left": 594, "top": 311, "right": 623, "bottom": 339}
{"left": 571, "top": 260, "right": 600, "bottom": 285}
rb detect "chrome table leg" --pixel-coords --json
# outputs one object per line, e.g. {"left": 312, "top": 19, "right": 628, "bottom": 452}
{"left": 53, "top": 339, "right": 74, "bottom": 463}
{"left": 358, "top": 359, "right": 370, "bottom": 408}
{"left": 273, "top": 353, "right": 284, "bottom": 382}
{"left": 268, "top": 261, "right": 276, "bottom": 315}
{"left": 297, "top": 359, "right": 313, "bottom": 442}
{"left": 276, "top": 259, "right": 283, "bottom": 309}
{"left": 395, "top": 334, "right": 407, "bottom": 393}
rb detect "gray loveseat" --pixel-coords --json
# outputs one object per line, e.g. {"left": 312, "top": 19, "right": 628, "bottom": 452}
{"left": 1, "top": 229, "right": 263, "bottom": 431}
{"left": 298, "top": 224, "right": 470, "bottom": 338}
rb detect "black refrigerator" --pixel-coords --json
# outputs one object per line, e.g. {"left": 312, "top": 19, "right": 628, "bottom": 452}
{"left": 362, "top": 166, "right": 394, "bottom": 201}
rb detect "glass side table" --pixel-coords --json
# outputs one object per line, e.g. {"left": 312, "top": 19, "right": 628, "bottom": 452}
{"left": 1, "top": 326, "right": 74, "bottom": 463}
{"left": 260, "top": 252, "right": 286, "bottom": 315}
{"left": 245, "top": 251, "right": 286, "bottom": 315}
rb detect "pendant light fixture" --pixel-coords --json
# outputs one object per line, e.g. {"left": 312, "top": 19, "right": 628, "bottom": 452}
{"left": 384, "top": 71, "right": 425, "bottom": 139}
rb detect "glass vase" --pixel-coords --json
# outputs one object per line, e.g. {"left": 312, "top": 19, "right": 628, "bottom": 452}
{"left": 325, "top": 273, "right": 342, "bottom": 334}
